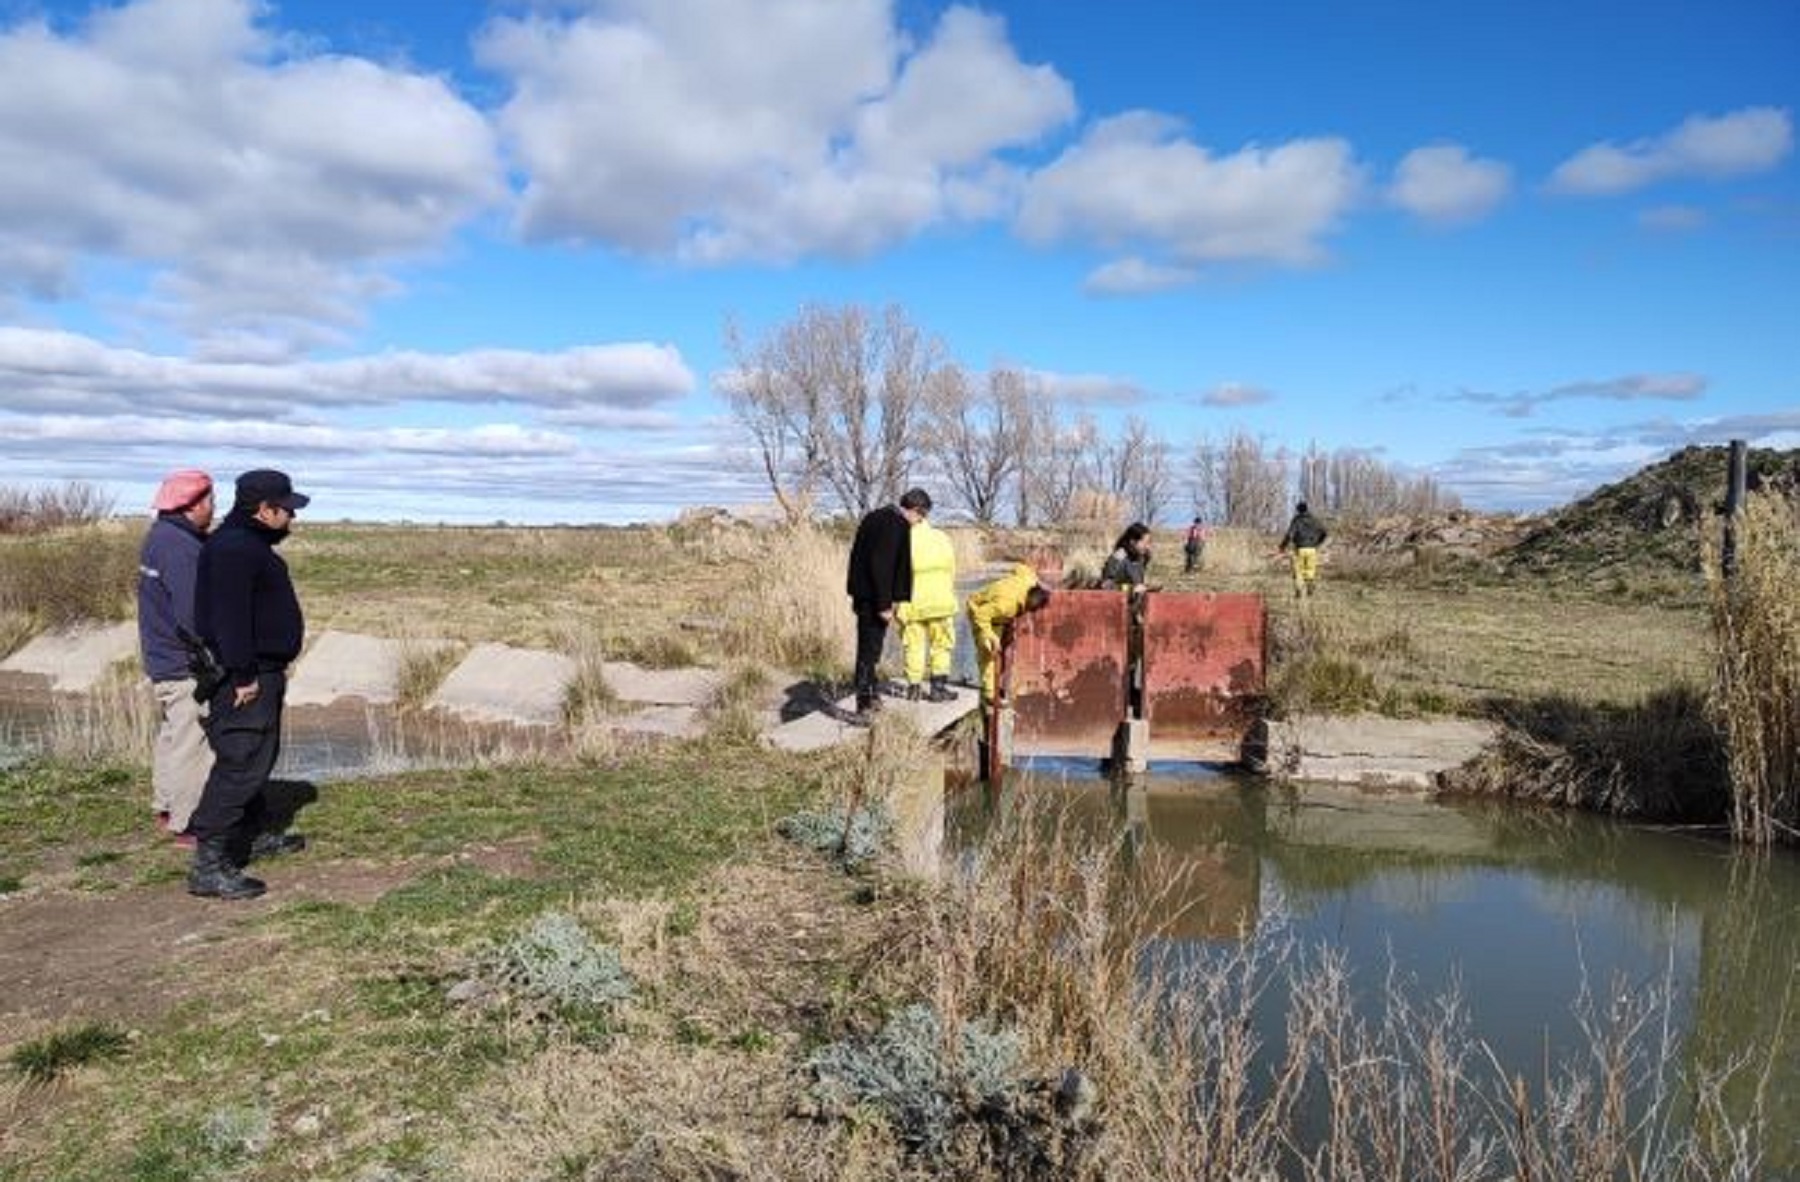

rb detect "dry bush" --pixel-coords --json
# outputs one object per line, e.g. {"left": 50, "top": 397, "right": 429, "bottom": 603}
{"left": 1190, "top": 526, "right": 1268, "bottom": 577}
{"left": 1702, "top": 494, "right": 1800, "bottom": 845}
{"left": 45, "top": 666, "right": 157, "bottom": 765}
{"left": 0, "top": 524, "right": 140, "bottom": 626}
{"left": 557, "top": 623, "right": 617, "bottom": 726}
{"left": 715, "top": 524, "right": 853, "bottom": 679}
{"left": 0, "top": 482, "right": 115, "bottom": 534}
{"left": 393, "top": 635, "right": 463, "bottom": 711}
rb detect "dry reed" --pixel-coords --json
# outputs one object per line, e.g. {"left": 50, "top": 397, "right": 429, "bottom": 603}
{"left": 1701, "top": 493, "right": 1800, "bottom": 845}
{"left": 715, "top": 523, "right": 854, "bottom": 679}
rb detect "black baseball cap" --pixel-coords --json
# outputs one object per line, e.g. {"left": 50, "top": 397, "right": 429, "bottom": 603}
{"left": 235, "top": 468, "right": 311, "bottom": 512}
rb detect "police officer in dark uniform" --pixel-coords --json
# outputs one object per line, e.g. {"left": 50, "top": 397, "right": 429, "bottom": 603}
{"left": 186, "top": 469, "right": 310, "bottom": 900}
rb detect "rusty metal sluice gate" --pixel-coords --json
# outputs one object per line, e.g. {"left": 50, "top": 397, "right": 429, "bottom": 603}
{"left": 987, "top": 590, "right": 1267, "bottom": 779}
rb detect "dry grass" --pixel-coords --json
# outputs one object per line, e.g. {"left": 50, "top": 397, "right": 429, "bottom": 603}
{"left": 0, "top": 609, "right": 31, "bottom": 661}
{"left": 0, "top": 521, "right": 140, "bottom": 628}
{"left": 44, "top": 664, "right": 156, "bottom": 765}
{"left": 393, "top": 635, "right": 464, "bottom": 711}
{"left": 0, "top": 482, "right": 115, "bottom": 535}
{"left": 1703, "top": 494, "right": 1800, "bottom": 845}
{"left": 714, "top": 523, "right": 854, "bottom": 679}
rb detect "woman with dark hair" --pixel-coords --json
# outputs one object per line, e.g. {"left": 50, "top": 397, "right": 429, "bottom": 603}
{"left": 1100, "top": 522, "right": 1153, "bottom": 592}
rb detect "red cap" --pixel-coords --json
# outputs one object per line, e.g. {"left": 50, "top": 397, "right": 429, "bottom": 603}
{"left": 151, "top": 469, "right": 213, "bottom": 512}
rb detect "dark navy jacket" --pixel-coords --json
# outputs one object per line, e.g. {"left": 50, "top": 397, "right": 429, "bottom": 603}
{"left": 845, "top": 505, "right": 914, "bottom": 614}
{"left": 195, "top": 508, "right": 304, "bottom": 688}
{"left": 137, "top": 513, "right": 207, "bottom": 681}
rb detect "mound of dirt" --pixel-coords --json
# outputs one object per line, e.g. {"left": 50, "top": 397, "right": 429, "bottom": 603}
{"left": 1340, "top": 510, "right": 1535, "bottom": 563}
{"left": 1502, "top": 445, "right": 1800, "bottom": 581}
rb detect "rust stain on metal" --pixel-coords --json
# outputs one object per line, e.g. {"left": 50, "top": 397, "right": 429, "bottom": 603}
{"left": 1142, "top": 593, "right": 1265, "bottom": 761}
{"left": 1008, "top": 590, "right": 1129, "bottom": 757}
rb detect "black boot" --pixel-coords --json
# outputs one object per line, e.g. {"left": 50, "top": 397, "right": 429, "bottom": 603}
{"left": 250, "top": 830, "right": 308, "bottom": 861}
{"left": 903, "top": 683, "right": 923, "bottom": 701}
{"left": 188, "top": 837, "right": 266, "bottom": 901}
{"left": 926, "top": 676, "right": 956, "bottom": 703}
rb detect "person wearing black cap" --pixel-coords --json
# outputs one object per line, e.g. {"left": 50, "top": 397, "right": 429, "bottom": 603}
{"left": 844, "top": 487, "right": 931, "bottom": 719}
{"left": 186, "top": 469, "right": 311, "bottom": 900}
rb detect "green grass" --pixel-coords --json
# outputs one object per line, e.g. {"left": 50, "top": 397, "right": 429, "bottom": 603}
{"left": 0, "top": 745, "right": 822, "bottom": 1181}
{"left": 9, "top": 1021, "right": 130, "bottom": 1083}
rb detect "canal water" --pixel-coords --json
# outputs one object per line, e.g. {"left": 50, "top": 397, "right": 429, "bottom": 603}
{"left": 949, "top": 765, "right": 1800, "bottom": 1174}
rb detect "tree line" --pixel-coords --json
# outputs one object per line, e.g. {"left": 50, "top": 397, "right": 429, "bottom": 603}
{"left": 726, "top": 302, "right": 1458, "bottom": 530}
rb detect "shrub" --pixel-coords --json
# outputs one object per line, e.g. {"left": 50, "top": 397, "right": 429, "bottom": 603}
{"left": 777, "top": 802, "right": 892, "bottom": 868}
{"left": 716, "top": 524, "right": 852, "bottom": 678}
{"left": 486, "top": 911, "right": 633, "bottom": 1013}
{"left": 0, "top": 481, "right": 114, "bottom": 534}
{"left": 0, "top": 525, "right": 140, "bottom": 626}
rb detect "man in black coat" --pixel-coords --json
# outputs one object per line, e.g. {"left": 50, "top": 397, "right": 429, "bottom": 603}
{"left": 845, "top": 487, "right": 931, "bottom": 717}
{"left": 186, "top": 469, "right": 311, "bottom": 900}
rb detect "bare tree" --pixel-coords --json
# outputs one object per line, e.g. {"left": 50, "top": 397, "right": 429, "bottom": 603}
{"left": 1010, "top": 379, "right": 1062, "bottom": 527}
{"left": 1109, "top": 416, "right": 1174, "bottom": 525}
{"left": 924, "top": 365, "right": 1031, "bottom": 525}
{"left": 725, "top": 303, "right": 944, "bottom": 519}
{"left": 1296, "top": 442, "right": 1463, "bottom": 521}
{"left": 1191, "top": 430, "right": 1290, "bottom": 531}
{"left": 1025, "top": 411, "right": 1096, "bottom": 528}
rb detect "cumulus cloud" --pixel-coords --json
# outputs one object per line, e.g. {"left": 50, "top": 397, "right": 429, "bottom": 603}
{"left": 1548, "top": 107, "right": 1792, "bottom": 196}
{"left": 1449, "top": 372, "right": 1707, "bottom": 418}
{"left": 1440, "top": 406, "right": 1800, "bottom": 511}
{"left": 1201, "top": 382, "right": 1273, "bottom": 408}
{"left": 1023, "top": 367, "right": 1144, "bottom": 406}
{"left": 0, "top": 328, "right": 695, "bottom": 419}
{"left": 482, "top": 0, "right": 1074, "bottom": 263}
{"left": 1083, "top": 256, "right": 1197, "bottom": 295}
{"left": 0, "top": 0, "right": 502, "bottom": 356}
{"left": 1015, "top": 112, "right": 1365, "bottom": 271}
{"left": 1389, "top": 144, "right": 1511, "bottom": 224}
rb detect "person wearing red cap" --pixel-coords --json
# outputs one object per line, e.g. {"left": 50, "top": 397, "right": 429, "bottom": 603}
{"left": 136, "top": 469, "right": 216, "bottom": 845}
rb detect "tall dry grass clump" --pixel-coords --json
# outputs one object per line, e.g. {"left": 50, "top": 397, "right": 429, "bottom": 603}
{"left": 0, "top": 521, "right": 140, "bottom": 628}
{"left": 716, "top": 524, "right": 853, "bottom": 679}
{"left": 1702, "top": 494, "right": 1800, "bottom": 845}
{"left": 45, "top": 667, "right": 157, "bottom": 764}
{"left": 906, "top": 791, "right": 1774, "bottom": 1180}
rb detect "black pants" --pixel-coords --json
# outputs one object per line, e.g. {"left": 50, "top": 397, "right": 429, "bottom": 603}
{"left": 852, "top": 605, "right": 889, "bottom": 702}
{"left": 189, "top": 670, "right": 284, "bottom": 848}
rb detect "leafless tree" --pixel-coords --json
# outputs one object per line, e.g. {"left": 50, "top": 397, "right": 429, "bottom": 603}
{"left": 1296, "top": 442, "right": 1463, "bottom": 521}
{"left": 724, "top": 303, "right": 944, "bottom": 519}
{"left": 924, "top": 365, "right": 1033, "bottom": 526}
{"left": 1010, "top": 381, "right": 1063, "bottom": 527}
{"left": 1191, "top": 430, "right": 1291, "bottom": 531}
{"left": 1024, "top": 410, "right": 1097, "bottom": 528}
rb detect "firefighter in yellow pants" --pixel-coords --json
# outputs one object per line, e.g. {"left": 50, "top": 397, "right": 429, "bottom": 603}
{"left": 896, "top": 518, "right": 959, "bottom": 701}
{"left": 966, "top": 562, "right": 1052, "bottom": 708}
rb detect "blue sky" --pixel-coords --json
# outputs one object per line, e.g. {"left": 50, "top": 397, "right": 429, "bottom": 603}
{"left": 0, "top": 0, "right": 1794, "bottom": 524}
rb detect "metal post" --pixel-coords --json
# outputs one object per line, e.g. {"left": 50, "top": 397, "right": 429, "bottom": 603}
{"left": 1723, "top": 439, "right": 1747, "bottom": 577}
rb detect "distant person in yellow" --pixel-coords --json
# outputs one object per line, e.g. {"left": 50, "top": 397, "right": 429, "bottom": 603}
{"left": 1278, "top": 501, "right": 1329, "bottom": 598}
{"left": 895, "top": 515, "right": 959, "bottom": 702}
{"left": 966, "top": 563, "right": 1052, "bottom": 708}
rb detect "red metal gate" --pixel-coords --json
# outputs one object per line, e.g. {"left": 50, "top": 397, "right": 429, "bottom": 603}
{"left": 1142, "top": 592, "right": 1265, "bottom": 762}
{"left": 1006, "top": 590, "right": 1129, "bottom": 758}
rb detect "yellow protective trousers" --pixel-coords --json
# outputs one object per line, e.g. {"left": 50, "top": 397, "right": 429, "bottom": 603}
{"left": 901, "top": 615, "right": 955, "bottom": 684}
{"left": 1290, "top": 547, "right": 1319, "bottom": 594}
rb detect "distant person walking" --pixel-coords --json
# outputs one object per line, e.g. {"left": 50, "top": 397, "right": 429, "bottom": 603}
{"left": 966, "top": 562, "right": 1051, "bottom": 709}
{"left": 1279, "top": 501, "right": 1329, "bottom": 598}
{"left": 896, "top": 511, "right": 958, "bottom": 702}
{"left": 845, "top": 488, "right": 931, "bottom": 719}
{"left": 187, "top": 469, "right": 311, "bottom": 900}
{"left": 136, "top": 469, "right": 216, "bottom": 845}
{"left": 1183, "top": 516, "right": 1210, "bottom": 574}
{"left": 1101, "top": 522, "right": 1153, "bottom": 593}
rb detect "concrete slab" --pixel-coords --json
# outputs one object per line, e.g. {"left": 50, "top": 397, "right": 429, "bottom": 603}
{"left": 765, "top": 684, "right": 981, "bottom": 753}
{"left": 286, "top": 630, "right": 458, "bottom": 707}
{"left": 611, "top": 704, "right": 704, "bottom": 739}
{"left": 600, "top": 661, "right": 724, "bottom": 707}
{"left": 429, "top": 642, "right": 575, "bottom": 727}
{"left": 1270, "top": 714, "right": 1498, "bottom": 791}
{"left": 0, "top": 622, "right": 137, "bottom": 692}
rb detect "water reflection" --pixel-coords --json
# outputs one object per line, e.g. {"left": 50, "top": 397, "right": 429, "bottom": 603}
{"left": 948, "top": 770, "right": 1800, "bottom": 1172}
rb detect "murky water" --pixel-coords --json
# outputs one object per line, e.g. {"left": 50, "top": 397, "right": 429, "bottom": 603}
{"left": 950, "top": 766, "right": 1800, "bottom": 1173}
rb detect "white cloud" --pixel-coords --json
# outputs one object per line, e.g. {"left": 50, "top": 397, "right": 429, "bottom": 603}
{"left": 1015, "top": 112, "right": 1364, "bottom": 271}
{"left": 0, "top": 328, "right": 695, "bottom": 419}
{"left": 1201, "top": 382, "right": 1273, "bottom": 408}
{"left": 1023, "top": 367, "right": 1143, "bottom": 405}
{"left": 1449, "top": 372, "right": 1707, "bottom": 417}
{"left": 1083, "top": 256, "right": 1196, "bottom": 295}
{"left": 1389, "top": 144, "right": 1511, "bottom": 225}
{"left": 0, "top": 0, "right": 502, "bottom": 356}
{"left": 482, "top": 0, "right": 1073, "bottom": 263}
{"left": 1548, "top": 107, "right": 1792, "bottom": 196}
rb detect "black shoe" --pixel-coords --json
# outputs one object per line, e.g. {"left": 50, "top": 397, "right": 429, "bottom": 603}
{"left": 902, "top": 683, "right": 923, "bottom": 701}
{"left": 188, "top": 838, "right": 266, "bottom": 901}
{"left": 926, "top": 677, "right": 956, "bottom": 703}
{"left": 250, "top": 831, "right": 307, "bottom": 861}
